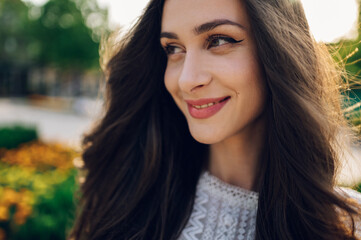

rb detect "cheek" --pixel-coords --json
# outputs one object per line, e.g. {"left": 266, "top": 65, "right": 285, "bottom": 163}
{"left": 164, "top": 67, "right": 176, "bottom": 96}
{"left": 236, "top": 51, "right": 262, "bottom": 84}
{"left": 243, "top": 62, "right": 267, "bottom": 115}
{"left": 164, "top": 66, "right": 184, "bottom": 110}
{"left": 217, "top": 54, "right": 259, "bottom": 90}
{"left": 240, "top": 60, "right": 266, "bottom": 104}
{"left": 223, "top": 53, "right": 266, "bottom": 111}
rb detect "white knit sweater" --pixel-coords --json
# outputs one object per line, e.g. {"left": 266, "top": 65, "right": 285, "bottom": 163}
{"left": 178, "top": 171, "right": 361, "bottom": 240}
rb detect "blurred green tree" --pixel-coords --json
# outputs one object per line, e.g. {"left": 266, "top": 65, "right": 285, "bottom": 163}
{"left": 32, "top": 0, "right": 108, "bottom": 69}
{"left": 0, "top": 0, "right": 33, "bottom": 66}
{"left": 0, "top": 0, "right": 108, "bottom": 70}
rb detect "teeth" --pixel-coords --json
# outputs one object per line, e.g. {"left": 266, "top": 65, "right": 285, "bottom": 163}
{"left": 193, "top": 102, "right": 216, "bottom": 109}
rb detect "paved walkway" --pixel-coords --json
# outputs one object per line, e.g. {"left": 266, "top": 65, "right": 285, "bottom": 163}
{"left": 0, "top": 98, "right": 360, "bottom": 186}
{"left": 0, "top": 98, "right": 98, "bottom": 148}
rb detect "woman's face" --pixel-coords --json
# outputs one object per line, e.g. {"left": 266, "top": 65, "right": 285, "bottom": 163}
{"left": 160, "top": 0, "right": 267, "bottom": 144}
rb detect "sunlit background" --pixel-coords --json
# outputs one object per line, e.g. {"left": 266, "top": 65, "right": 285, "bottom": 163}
{"left": 26, "top": 0, "right": 360, "bottom": 42}
{"left": 302, "top": 0, "right": 359, "bottom": 42}
{"left": 0, "top": 0, "right": 360, "bottom": 239}
{"left": 92, "top": 0, "right": 361, "bottom": 42}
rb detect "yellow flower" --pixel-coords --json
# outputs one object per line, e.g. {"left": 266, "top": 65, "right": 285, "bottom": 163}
{"left": 0, "top": 188, "right": 34, "bottom": 225}
{"left": 0, "top": 206, "right": 9, "bottom": 221}
{"left": 1, "top": 188, "right": 19, "bottom": 205}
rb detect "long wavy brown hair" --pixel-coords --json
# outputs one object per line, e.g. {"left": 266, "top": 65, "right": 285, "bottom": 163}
{"left": 70, "top": 0, "right": 361, "bottom": 239}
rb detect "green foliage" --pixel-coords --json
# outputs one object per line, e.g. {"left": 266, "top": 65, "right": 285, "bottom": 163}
{"left": 0, "top": 168, "right": 77, "bottom": 240}
{"left": 0, "top": 125, "right": 38, "bottom": 149}
{"left": 336, "top": 40, "right": 361, "bottom": 79}
{"left": 33, "top": 0, "right": 105, "bottom": 69}
{"left": 0, "top": 0, "right": 34, "bottom": 66}
{"left": 0, "top": 142, "right": 79, "bottom": 240}
{"left": 10, "top": 172, "right": 77, "bottom": 240}
{"left": 332, "top": 2, "right": 361, "bottom": 133}
{"left": 355, "top": 182, "right": 361, "bottom": 193}
{"left": 334, "top": 0, "right": 361, "bottom": 79}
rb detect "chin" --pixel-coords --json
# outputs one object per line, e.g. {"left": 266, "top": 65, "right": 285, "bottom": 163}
{"left": 188, "top": 127, "right": 224, "bottom": 145}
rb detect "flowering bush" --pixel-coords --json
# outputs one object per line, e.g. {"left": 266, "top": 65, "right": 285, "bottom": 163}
{"left": 1, "top": 142, "right": 75, "bottom": 171}
{"left": 0, "top": 141, "right": 79, "bottom": 240}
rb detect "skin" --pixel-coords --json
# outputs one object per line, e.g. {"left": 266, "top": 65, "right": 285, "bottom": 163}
{"left": 161, "top": 0, "right": 267, "bottom": 190}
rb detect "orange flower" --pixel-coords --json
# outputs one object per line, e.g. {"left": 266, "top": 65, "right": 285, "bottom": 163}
{"left": 0, "top": 206, "right": 8, "bottom": 221}
{"left": 1, "top": 141, "right": 79, "bottom": 171}
{"left": 1, "top": 188, "right": 19, "bottom": 206}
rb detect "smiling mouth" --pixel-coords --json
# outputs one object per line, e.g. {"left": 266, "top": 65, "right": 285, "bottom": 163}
{"left": 192, "top": 96, "right": 231, "bottom": 109}
{"left": 186, "top": 96, "right": 231, "bottom": 119}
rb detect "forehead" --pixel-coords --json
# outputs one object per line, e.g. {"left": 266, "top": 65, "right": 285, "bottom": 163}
{"left": 161, "top": 0, "right": 250, "bottom": 31}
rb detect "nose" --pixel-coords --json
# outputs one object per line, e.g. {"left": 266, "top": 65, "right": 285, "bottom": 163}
{"left": 178, "top": 51, "right": 212, "bottom": 93}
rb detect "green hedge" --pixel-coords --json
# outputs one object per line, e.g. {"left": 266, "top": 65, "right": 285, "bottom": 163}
{"left": 0, "top": 125, "right": 38, "bottom": 149}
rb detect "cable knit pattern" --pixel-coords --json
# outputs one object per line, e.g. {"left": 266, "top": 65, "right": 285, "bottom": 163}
{"left": 178, "top": 171, "right": 258, "bottom": 240}
{"left": 178, "top": 171, "right": 361, "bottom": 240}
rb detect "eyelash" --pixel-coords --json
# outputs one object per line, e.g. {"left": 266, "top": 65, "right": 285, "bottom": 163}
{"left": 206, "top": 34, "right": 243, "bottom": 49}
{"left": 163, "top": 35, "right": 243, "bottom": 55}
{"left": 163, "top": 45, "right": 182, "bottom": 55}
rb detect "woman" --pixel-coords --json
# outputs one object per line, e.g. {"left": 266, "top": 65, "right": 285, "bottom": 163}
{"left": 70, "top": 0, "right": 361, "bottom": 239}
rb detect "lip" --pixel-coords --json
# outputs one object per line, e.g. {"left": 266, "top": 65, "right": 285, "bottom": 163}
{"left": 185, "top": 96, "right": 230, "bottom": 119}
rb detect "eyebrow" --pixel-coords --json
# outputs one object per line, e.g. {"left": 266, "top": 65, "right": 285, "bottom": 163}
{"left": 160, "top": 19, "right": 246, "bottom": 40}
{"left": 160, "top": 32, "right": 179, "bottom": 39}
{"left": 194, "top": 19, "right": 246, "bottom": 35}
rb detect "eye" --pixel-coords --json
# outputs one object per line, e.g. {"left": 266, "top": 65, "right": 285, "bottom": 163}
{"left": 206, "top": 35, "right": 243, "bottom": 49}
{"left": 163, "top": 44, "right": 184, "bottom": 55}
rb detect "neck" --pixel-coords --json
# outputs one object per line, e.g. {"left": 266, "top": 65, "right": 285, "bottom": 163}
{"left": 208, "top": 116, "right": 265, "bottom": 191}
